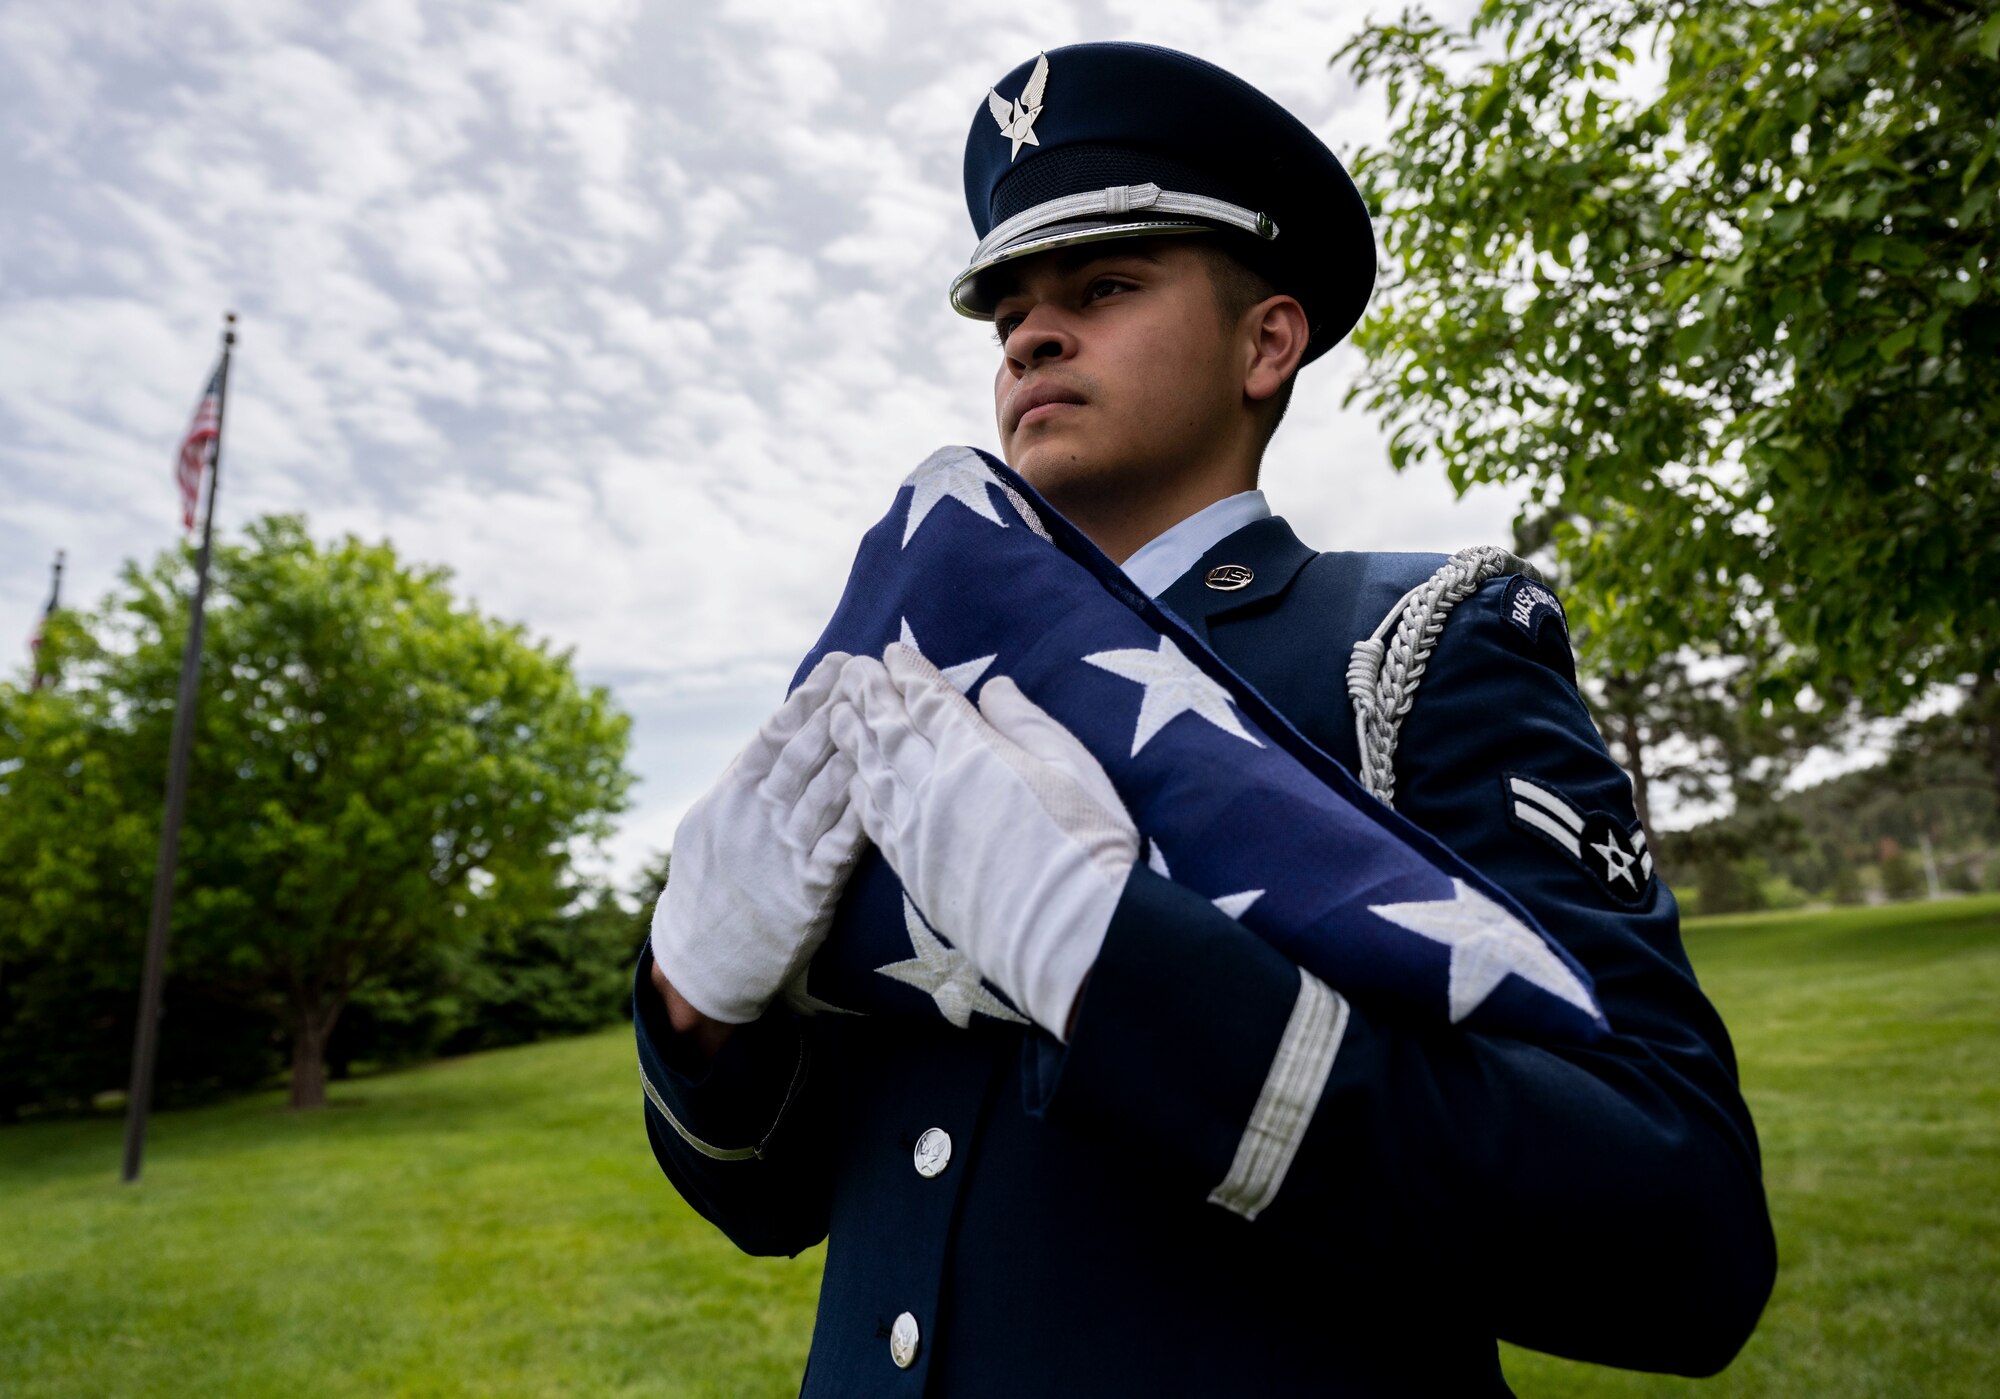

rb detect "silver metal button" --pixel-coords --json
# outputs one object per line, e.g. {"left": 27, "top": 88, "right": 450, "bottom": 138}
{"left": 913, "top": 1127, "right": 952, "bottom": 1179}
{"left": 889, "top": 1311, "right": 920, "bottom": 1369}
{"left": 1205, "top": 563, "right": 1254, "bottom": 591}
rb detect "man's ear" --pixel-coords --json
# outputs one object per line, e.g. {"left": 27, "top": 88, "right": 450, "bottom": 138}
{"left": 1243, "top": 295, "right": 1309, "bottom": 404}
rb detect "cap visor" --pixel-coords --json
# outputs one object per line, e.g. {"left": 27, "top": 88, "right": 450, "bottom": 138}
{"left": 950, "top": 217, "right": 1212, "bottom": 318}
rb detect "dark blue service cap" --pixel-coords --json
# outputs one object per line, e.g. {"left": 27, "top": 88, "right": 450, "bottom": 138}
{"left": 952, "top": 42, "right": 1375, "bottom": 364}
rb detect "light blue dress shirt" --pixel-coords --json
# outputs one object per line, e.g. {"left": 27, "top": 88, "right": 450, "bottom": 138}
{"left": 1117, "top": 490, "right": 1273, "bottom": 598}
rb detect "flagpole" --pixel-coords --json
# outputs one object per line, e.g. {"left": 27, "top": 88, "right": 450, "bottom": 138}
{"left": 30, "top": 549, "right": 64, "bottom": 691}
{"left": 122, "top": 311, "right": 235, "bottom": 1184}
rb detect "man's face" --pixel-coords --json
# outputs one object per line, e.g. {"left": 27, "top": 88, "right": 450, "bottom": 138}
{"left": 989, "top": 239, "right": 1241, "bottom": 507}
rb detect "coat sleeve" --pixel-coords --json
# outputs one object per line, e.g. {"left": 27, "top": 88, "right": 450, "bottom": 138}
{"left": 1022, "top": 577, "right": 1776, "bottom": 1377}
{"left": 633, "top": 944, "right": 840, "bottom": 1258}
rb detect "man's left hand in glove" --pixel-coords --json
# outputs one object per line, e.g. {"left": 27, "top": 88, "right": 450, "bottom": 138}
{"left": 829, "top": 643, "right": 1140, "bottom": 1039}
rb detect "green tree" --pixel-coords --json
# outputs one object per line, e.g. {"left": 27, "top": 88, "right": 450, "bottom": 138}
{"left": 1879, "top": 840, "right": 1925, "bottom": 900}
{"left": 1586, "top": 645, "right": 1842, "bottom": 860}
{"left": 1690, "top": 848, "right": 1766, "bottom": 917}
{"left": 1885, "top": 677, "right": 2000, "bottom": 813}
{"left": 1339, "top": 0, "right": 2000, "bottom": 725}
{"left": 1828, "top": 858, "right": 1864, "bottom": 905}
{"left": 325, "top": 879, "right": 641, "bottom": 1075}
{"left": 0, "top": 668, "right": 187, "bottom": 1119}
{"left": 6, "top": 517, "right": 631, "bottom": 1109}
{"left": 436, "top": 880, "right": 643, "bottom": 1057}
{"left": 625, "top": 848, "right": 671, "bottom": 946}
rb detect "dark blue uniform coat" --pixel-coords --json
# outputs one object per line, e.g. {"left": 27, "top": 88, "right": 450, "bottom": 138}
{"left": 633, "top": 519, "right": 1777, "bottom": 1396}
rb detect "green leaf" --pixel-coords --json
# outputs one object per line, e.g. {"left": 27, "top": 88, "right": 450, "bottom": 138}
{"left": 1918, "top": 309, "right": 1949, "bottom": 358}
{"left": 1877, "top": 324, "right": 1918, "bottom": 362}
{"left": 1472, "top": 78, "right": 1510, "bottom": 129}
{"left": 1981, "top": 11, "right": 2000, "bottom": 62}
{"left": 1938, "top": 276, "right": 1979, "bottom": 307}
{"left": 1672, "top": 318, "right": 1718, "bottom": 361}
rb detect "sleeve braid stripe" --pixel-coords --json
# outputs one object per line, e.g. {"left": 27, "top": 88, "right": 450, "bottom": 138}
{"left": 1207, "top": 969, "right": 1350, "bottom": 1221}
{"left": 640, "top": 1062, "right": 760, "bottom": 1161}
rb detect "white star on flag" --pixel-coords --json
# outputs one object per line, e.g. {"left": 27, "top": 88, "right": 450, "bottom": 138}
{"left": 1368, "top": 878, "right": 1600, "bottom": 1025}
{"left": 899, "top": 617, "right": 995, "bottom": 694}
{"left": 902, "top": 447, "right": 1008, "bottom": 547}
{"left": 1212, "top": 889, "right": 1264, "bottom": 920}
{"left": 1144, "top": 838, "right": 1264, "bottom": 921}
{"left": 780, "top": 968, "right": 858, "bottom": 1018}
{"left": 877, "top": 896, "right": 1028, "bottom": 1029}
{"left": 1083, "top": 635, "right": 1264, "bottom": 757}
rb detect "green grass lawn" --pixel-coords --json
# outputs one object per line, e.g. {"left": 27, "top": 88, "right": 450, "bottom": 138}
{"left": 1504, "top": 896, "right": 2000, "bottom": 1398}
{"left": 3, "top": 898, "right": 1997, "bottom": 1396}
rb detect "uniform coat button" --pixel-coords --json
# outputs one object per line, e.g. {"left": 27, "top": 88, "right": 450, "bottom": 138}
{"left": 913, "top": 1127, "right": 952, "bottom": 1178}
{"left": 889, "top": 1311, "right": 921, "bottom": 1369}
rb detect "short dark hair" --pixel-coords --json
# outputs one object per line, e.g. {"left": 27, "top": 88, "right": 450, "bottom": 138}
{"left": 1188, "top": 237, "right": 1299, "bottom": 442}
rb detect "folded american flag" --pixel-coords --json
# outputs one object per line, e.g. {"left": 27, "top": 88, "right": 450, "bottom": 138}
{"left": 788, "top": 447, "right": 1606, "bottom": 1044}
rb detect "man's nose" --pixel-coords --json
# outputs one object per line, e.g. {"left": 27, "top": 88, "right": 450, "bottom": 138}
{"left": 1003, "top": 307, "right": 1075, "bottom": 367}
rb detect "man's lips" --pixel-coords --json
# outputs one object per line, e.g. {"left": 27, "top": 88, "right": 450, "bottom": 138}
{"left": 1007, "top": 380, "right": 1087, "bottom": 433}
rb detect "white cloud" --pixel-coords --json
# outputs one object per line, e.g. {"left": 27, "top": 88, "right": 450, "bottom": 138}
{"left": 2, "top": 0, "right": 1533, "bottom": 883}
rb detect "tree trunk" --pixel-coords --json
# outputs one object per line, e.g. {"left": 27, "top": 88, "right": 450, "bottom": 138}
{"left": 287, "top": 999, "right": 344, "bottom": 1111}
{"left": 1975, "top": 672, "right": 2000, "bottom": 815}
{"left": 1619, "top": 706, "right": 1654, "bottom": 851}
{"left": 1602, "top": 674, "right": 1656, "bottom": 851}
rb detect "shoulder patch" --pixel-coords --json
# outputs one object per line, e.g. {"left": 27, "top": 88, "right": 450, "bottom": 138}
{"left": 1503, "top": 773, "right": 1654, "bottom": 906}
{"left": 1500, "top": 575, "right": 1568, "bottom": 646}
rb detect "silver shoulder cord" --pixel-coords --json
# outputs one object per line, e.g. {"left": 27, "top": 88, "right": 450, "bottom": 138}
{"left": 1345, "top": 546, "right": 1540, "bottom": 807}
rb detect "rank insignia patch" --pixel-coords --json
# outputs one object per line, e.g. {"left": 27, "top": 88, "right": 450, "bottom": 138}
{"left": 1505, "top": 774, "right": 1653, "bottom": 905}
{"left": 1501, "top": 575, "right": 1568, "bottom": 646}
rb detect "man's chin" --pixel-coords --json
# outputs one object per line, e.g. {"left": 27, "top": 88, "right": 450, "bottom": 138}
{"left": 1010, "top": 434, "right": 1113, "bottom": 499}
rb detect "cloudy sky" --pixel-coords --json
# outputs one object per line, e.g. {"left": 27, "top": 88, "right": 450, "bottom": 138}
{"left": 1, "top": 0, "right": 1524, "bottom": 883}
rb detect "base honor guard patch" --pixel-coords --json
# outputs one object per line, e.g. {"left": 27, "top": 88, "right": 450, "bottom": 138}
{"left": 1501, "top": 575, "right": 1568, "bottom": 646}
{"left": 1505, "top": 774, "right": 1654, "bottom": 905}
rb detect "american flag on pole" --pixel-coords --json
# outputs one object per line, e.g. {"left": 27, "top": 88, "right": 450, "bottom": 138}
{"left": 28, "top": 550, "right": 64, "bottom": 690}
{"left": 785, "top": 447, "right": 1608, "bottom": 1044}
{"left": 174, "top": 363, "right": 224, "bottom": 532}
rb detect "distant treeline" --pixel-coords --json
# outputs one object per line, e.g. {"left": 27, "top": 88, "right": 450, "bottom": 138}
{"left": 1661, "top": 747, "right": 2000, "bottom": 917}
{"left": 0, "top": 859, "right": 664, "bottom": 1122}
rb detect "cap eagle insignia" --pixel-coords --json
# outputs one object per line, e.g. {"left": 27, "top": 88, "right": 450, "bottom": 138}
{"left": 987, "top": 52, "right": 1050, "bottom": 161}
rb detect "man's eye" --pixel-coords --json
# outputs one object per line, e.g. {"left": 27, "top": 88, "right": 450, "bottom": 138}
{"left": 1086, "top": 278, "right": 1129, "bottom": 301}
{"left": 994, "top": 315, "right": 1024, "bottom": 344}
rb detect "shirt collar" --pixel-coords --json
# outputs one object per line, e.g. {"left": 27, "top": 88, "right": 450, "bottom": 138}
{"left": 1119, "top": 490, "right": 1273, "bottom": 598}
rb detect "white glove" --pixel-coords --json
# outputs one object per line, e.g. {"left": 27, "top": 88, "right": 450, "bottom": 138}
{"left": 650, "top": 652, "right": 867, "bottom": 1024}
{"left": 830, "top": 643, "right": 1139, "bottom": 1037}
